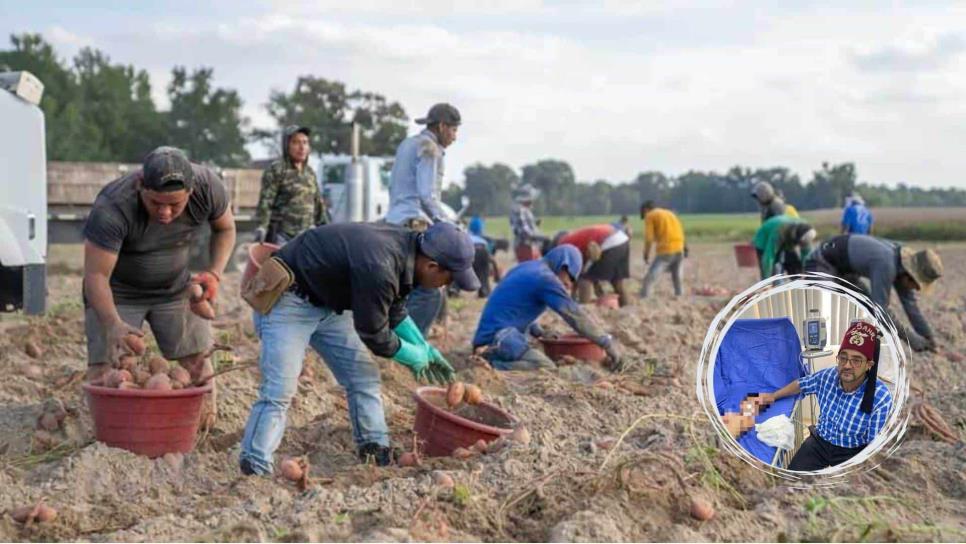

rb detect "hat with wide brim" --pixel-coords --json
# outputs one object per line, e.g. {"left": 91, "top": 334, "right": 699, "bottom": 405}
{"left": 899, "top": 247, "right": 942, "bottom": 294}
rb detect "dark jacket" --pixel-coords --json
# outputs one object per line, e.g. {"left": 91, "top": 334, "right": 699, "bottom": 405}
{"left": 276, "top": 223, "right": 417, "bottom": 357}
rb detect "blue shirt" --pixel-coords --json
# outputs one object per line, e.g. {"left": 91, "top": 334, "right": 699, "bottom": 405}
{"left": 385, "top": 129, "right": 445, "bottom": 224}
{"left": 799, "top": 367, "right": 892, "bottom": 448}
{"left": 472, "top": 259, "right": 580, "bottom": 347}
{"left": 841, "top": 203, "right": 873, "bottom": 234}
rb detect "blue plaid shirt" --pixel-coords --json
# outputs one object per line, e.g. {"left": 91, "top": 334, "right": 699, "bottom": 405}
{"left": 799, "top": 367, "right": 892, "bottom": 448}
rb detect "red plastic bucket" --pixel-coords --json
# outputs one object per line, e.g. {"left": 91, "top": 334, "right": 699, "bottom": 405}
{"left": 412, "top": 386, "right": 518, "bottom": 457}
{"left": 515, "top": 244, "right": 541, "bottom": 262}
{"left": 540, "top": 334, "right": 607, "bottom": 363}
{"left": 733, "top": 243, "right": 759, "bottom": 268}
{"left": 241, "top": 242, "right": 281, "bottom": 287}
{"left": 84, "top": 383, "right": 213, "bottom": 458}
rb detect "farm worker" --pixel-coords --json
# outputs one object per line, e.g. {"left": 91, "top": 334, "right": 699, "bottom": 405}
{"left": 238, "top": 222, "right": 479, "bottom": 472}
{"left": 472, "top": 244, "right": 625, "bottom": 371}
{"left": 468, "top": 216, "right": 497, "bottom": 298}
{"left": 83, "top": 147, "right": 236, "bottom": 426}
{"left": 639, "top": 201, "right": 686, "bottom": 298}
{"left": 755, "top": 320, "right": 892, "bottom": 471}
{"left": 611, "top": 215, "right": 632, "bottom": 236}
{"left": 385, "top": 103, "right": 461, "bottom": 335}
{"left": 805, "top": 235, "right": 942, "bottom": 352}
{"left": 752, "top": 215, "right": 816, "bottom": 279}
{"left": 556, "top": 224, "right": 631, "bottom": 307}
{"left": 776, "top": 189, "right": 799, "bottom": 218}
{"left": 750, "top": 181, "right": 787, "bottom": 223}
{"left": 253, "top": 125, "right": 326, "bottom": 244}
{"left": 841, "top": 192, "right": 874, "bottom": 235}
{"left": 509, "top": 185, "right": 549, "bottom": 261}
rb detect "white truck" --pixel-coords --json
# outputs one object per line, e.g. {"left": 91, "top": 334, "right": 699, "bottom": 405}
{"left": 0, "top": 71, "right": 47, "bottom": 315}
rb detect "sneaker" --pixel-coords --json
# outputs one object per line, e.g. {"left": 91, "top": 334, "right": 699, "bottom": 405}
{"left": 239, "top": 457, "right": 258, "bottom": 476}
{"left": 357, "top": 443, "right": 399, "bottom": 467}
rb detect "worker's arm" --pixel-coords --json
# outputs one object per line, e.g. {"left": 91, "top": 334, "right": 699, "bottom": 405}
{"left": 253, "top": 167, "right": 280, "bottom": 232}
{"left": 542, "top": 278, "right": 623, "bottom": 365}
{"left": 416, "top": 141, "right": 446, "bottom": 222}
{"left": 83, "top": 241, "right": 143, "bottom": 363}
{"left": 643, "top": 214, "right": 655, "bottom": 263}
{"left": 643, "top": 241, "right": 652, "bottom": 264}
{"left": 896, "top": 286, "right": 935, "bottom": 348}
{"left": 207, "top": 207, "right": 236, "bottom": 280}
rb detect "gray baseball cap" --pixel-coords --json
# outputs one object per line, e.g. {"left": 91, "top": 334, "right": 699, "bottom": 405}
{"left": 415, "top": 103, "right": 461, "bottom": 126}
{"left": 142, "top": 147, "right": 194, "bottom": 192}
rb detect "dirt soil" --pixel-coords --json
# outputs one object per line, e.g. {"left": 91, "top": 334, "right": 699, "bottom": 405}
{"left": 1, "top": 242, "right": 965, "bottom": 542}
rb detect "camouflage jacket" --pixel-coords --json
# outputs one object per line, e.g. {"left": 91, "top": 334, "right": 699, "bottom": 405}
{"left": 254, "top": 159, "right": 326, "bottom": 239}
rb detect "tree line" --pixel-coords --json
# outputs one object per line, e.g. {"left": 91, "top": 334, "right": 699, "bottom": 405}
{"left": 5, "top": 33, "right": 966, "bottom": 214}
{"left": 0, "top": 33, "right": 407, "bottom": 166}
{"left": 443, "top": 160, "right": 966, "bottom": 216}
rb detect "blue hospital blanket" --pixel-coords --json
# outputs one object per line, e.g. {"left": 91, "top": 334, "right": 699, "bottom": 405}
{"left": 713, "top": 318, "right": 808, "bottom": 464}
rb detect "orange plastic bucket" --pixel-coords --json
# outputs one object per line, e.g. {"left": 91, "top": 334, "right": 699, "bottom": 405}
{"left": 84, "top": 383, "right": 213, "bottom": 458}
{"left": 412, "top": 387, "right": 518, "bottom": 457}
{"left": 733, "top": 243, "right": 759, "bottom": 268}
{"left": 242, "top": 242, "right": 281, "bottom": 287}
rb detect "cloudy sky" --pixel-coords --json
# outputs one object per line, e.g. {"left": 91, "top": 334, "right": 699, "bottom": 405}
{"left": 3, "top": 1, "right": 965, "bottom": 188}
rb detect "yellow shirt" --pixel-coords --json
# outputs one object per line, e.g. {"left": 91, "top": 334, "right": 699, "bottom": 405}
{"left": 644, "top": 208, "right": 685, "bottom": 255}
{"left": 785, "top": 203, "right": 799, "bottom": 218}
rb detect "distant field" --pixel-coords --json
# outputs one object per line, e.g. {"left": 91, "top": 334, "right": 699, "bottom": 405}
{"left": 481, "top": 207, "right": 966, "bottom": 242}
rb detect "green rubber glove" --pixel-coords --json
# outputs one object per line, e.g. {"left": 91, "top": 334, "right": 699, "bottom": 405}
{"left": 394, "top": 316, "right": 431, "bottom": 348}
{"left": 391, "top": 340, "right": 430, "bottom": 382}
{"left": 427, "top": 346, "right": 456, "bottom": 385}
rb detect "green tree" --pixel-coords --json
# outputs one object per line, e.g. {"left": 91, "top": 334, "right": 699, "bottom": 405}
{"left": 521, "top": 159, "right": 577, "bottom": 215}
{"left": 806, "top": 162, "right": 856, "bottom": 209}
{"left": 72, "top": 47, "right": 165, "bottom": 162}
{"left": 463, "top": 162, "right": 518, "bottom": 216}
{"left": 166, "top": 66, "right": 250, "bottom": 166}
{"left": 260, "top": 76, "right": 407, "bottom": 157}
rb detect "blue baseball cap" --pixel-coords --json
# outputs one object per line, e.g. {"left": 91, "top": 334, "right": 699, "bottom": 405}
{"left": 420, "top": 222, "right": 480, "bottom": 291}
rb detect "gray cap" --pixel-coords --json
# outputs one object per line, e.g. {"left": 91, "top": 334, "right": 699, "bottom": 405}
{"left": 415, "top": 103, "right": 461, "bottom": 126}
{"left": 142, "top": 147, "right": 194, "bottom": 192}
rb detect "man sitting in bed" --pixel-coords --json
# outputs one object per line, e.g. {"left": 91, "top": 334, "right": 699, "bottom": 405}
{"left": 755, "top": 320, "right": 893, "bottom": 471}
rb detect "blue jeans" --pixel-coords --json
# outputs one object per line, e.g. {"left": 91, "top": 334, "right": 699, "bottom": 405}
{"left": 406, "top": 286, "right": 443, "bottom": 335}
{"left": 483, "top": 327, "right": 556, "bottom": 371}
{"left": 239, "top": 292, "right": 389, "bottom": 475}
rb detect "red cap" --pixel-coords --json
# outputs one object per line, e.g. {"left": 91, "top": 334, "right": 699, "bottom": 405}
{"left": 840, "top": 320, "right": 878, "bottom": 362}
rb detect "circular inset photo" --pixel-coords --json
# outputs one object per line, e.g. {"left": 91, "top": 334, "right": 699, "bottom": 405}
{"left": 697, "top": 278, "right": 909, "bottom": 475}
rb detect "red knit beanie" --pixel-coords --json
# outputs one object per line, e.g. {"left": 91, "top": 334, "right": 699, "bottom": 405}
{"left": 840, "top": 320, "right": 877, "bottom": 362}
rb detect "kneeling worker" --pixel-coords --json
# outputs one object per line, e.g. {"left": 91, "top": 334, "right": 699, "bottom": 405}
{"left": 239, "top": 222, "right": 480, "bottom": 472}
{"left": 556, "top": 223, "right": 631, "bottom": 307}
{"left": 757, "top": 320, "right": 892, "bottom": 471}
{"left": 472, "top": 245, "right": 624, "bottom": 371}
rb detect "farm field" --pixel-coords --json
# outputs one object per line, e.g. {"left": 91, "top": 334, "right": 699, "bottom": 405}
{"left": 1, "top": 241, "right": 965, "bottom": 542}
{"left": 480, "top": 207, "right": 966, "bottom": 242}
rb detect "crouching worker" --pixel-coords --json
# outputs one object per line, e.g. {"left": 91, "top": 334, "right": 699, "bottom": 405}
{"left": 83, "top": 147, "right": 235, "bottom": 428}
{"left": 753, "top": 215, "right": 816, "bottom": 279}
{"left": 556, "top": 223, "right": 631, "bottom": 307}
{"left": 756, "top": 320, "right": 892, "bottom": 471}
{"left": 471, "top": 244, "right": 625, "bottom": 371}
{"left": 238, "top": 222, "right": 480, "bottom": 472}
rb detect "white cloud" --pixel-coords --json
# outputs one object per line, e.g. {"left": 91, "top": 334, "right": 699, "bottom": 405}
{"left": 14, "top": 2, "right": 966, "bottom": 188}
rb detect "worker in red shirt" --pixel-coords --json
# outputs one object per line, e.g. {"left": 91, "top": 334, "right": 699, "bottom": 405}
{"left": 556, "top": 224, "right": 631, "bottom": 306}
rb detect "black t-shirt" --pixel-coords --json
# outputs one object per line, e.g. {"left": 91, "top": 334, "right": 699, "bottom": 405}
{"left": 83, "top": 165, "right": 229, "bottom": 303}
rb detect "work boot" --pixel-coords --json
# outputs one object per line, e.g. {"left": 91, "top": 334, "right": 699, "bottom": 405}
{"left": 239, "top": 457, "right": 258, "bottom": 476}
{"left": 357, "top": 443, "right": 399, "bottom": 467}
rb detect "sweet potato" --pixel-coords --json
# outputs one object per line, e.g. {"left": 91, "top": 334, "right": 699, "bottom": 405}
{"left": 169, "top": 366, "right": 191, "bottom": 387}
{"left": 431, "top": 470, "right": 454, "bottom": 488}
{"left": 398, "top": 451, "right": 420, "bottom": 467}
{"left": 509, "top": 426, "right": 531, "bottom": 446}
{"left": 280, "top": 458, "right": 303, "bottom": 481}
{"left": 148, "top": 356, "right": 169, "bottom": 375}
{"left": 446, "top": 382, "right": 465, "bottom": 409}
{"left": 24, "top": 340, "right": 42, "bottom": 359}
{"left": 451, "top": 447, "right": 475, "bottom": 460}
{"left": 118, "top": 354, "right": 138, "bottom": 371}
{"left": 124, "top": 334, "right": 146, "bottom": 355}
{"left": 690, "top": 497, "right": 715, "bottom": 521}
{"left": 145, "top": 373, "right": 172, "bottom": 391}
{"left": 463, "top": 384, "right": 483, "bottom": 405}
{"left": 190, "top": 299, "right": 216, "bottom": 320}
